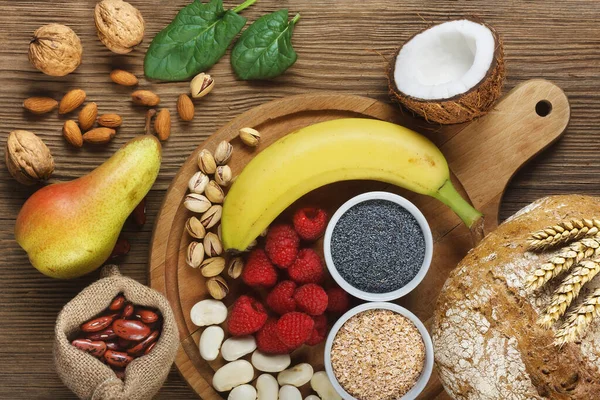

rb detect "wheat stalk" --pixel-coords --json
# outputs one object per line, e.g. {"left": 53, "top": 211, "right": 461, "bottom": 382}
{"left": 528, "top": 219, "right": 600, "bottom": 252}
{"left": 554, "top": 288, "right": 600, "bottom": 346}
{"left": 525, "top": 236, "right": 600, "bottom": 291}
{"left": 537, "top": 259, "right": 600, "bottom": 328}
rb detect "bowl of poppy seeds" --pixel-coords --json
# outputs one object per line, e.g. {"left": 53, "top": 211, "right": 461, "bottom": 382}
{"left": 323, "top": 192, "right": 433, "bottom": 301}
{"left": 324, "top": 302, "right": 434, "bottom": 400}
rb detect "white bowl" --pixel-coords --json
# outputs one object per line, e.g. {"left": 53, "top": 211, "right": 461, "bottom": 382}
{"left": 324, "top": 302, "right": 434, "bottom": 400}
{"left": 323, "top": 191, "right": 433, "bottom": 301}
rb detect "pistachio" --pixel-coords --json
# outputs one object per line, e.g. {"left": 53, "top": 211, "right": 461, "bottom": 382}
{"left": 246, "top": 239, "right": 258, "bottom": 250}
{"left": 207, "top": 276, "right": 229, "bottom": 300}
{"left": 185, "top": 216, "right": 206, "bottom": 239}
{"left": 200, "top": 205, "right": 222, "bottom": 229}
{"left": 214, "top": 140, "right": 233, "bottom": 165}
{"left": 200, "top": 257, "right": 226, "bottom": 277}
{"left": 188, "top": 171, "right": 209, "bottom": 194}
{"left": 184, "top": 194, "right": 211, "bottom": 213}
{"left": 260, "top": 228, "right": 268, "bottom": 237}
{"left": 239, "top": 127, "right": 261, "bottom": 147}
{"left": 227, "top": 257, "right": 244, "bottom": 279}
{"left": 198, "top": 149, "right": 217, "bottom": 175}
{"left": 215, "top": 165, "right": 232, "bottom": 187}
{"left": 217, "top": 224, "right": 222, "bottom": 240}
{"left": 204, "top": 232, "right": 223, "bottom": 257}
{"left": 205, "top": 180, "right": 225, "bottom": 204}
{"left": 186, "top": 241, "right": 205, "bottom": 268}
{"left": 190, "top": 73, "right": 214, "bottom": 99}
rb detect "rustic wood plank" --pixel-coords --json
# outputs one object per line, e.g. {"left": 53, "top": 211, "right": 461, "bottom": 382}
{"left": 0, "top": 0, "right": 599, "bottom": 398}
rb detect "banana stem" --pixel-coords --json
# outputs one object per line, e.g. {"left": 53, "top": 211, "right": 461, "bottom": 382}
{"left": 434, "top": 180, "right": 483, "bottom": 229}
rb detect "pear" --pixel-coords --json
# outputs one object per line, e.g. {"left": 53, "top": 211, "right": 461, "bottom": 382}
{"left": 15, "top": 135, "right": 161, "bottom": 279}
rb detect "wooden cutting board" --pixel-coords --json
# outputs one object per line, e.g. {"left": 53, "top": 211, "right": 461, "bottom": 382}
{"left": 149, "top": 79, "right": 569, "bottom": 399}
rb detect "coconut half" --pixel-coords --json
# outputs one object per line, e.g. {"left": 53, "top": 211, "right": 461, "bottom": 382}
{"left": 388, "top": 19, "right": 505, "bottom": 124}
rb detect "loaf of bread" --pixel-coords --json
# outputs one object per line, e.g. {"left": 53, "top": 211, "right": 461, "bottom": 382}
{"left": 432, "top": 195, "right": 600, "bottom": 399}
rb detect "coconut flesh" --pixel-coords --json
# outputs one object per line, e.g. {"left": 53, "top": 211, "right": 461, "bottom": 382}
{"left": 389, "top": 19, "right": 505, "bottom": 124}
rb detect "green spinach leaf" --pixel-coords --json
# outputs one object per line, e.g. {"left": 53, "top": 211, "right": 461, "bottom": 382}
{"left": 144, "top": 0, "right": 257, "bottom": 81}
{"left": 231, "top": 10, "right": 300, "bottom": 80}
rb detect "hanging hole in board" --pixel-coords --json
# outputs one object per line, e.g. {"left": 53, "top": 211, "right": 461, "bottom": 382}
{"left": 535, "top": 100, "right": 552, "bottom": 117}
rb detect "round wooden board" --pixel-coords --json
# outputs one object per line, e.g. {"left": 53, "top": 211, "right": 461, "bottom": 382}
{"left": 149, "top": 82, "right": 570, "bottom": 399}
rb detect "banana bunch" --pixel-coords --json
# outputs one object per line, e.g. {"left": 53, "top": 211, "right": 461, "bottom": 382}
{"left": 221, "top": 118, "right": 481, "bottom": 251}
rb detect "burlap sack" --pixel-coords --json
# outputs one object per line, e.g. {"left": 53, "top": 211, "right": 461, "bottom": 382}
{"left": 54, "top": 265, "right": 179, "bottom": 400}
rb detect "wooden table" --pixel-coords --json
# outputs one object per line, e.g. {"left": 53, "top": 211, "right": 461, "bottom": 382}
{"left": 1, "top": 0, "right": 599, "bottom": 398}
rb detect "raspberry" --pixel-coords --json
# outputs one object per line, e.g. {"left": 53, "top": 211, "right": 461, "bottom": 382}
{"left": 326, "top": 287, "right": 350, "bottom": 313}
{"left": 276, "top": 312, "right": 314, "bottom": 348}
{"left": 293, "top": 208, "right": 328, "bottom": 241}
{"left": 288, "top": 248, "right": 324, "bottom": 284}
{"left": 266, "top": 280, "right": 297, "bottom": 315}
{"left": 256, "top": 319, "right": 293, "bottom": 354}
{"left": 227, "top": 295, "right": 268, "bottom": 336}
{"left": 306, "top": 315, "right": 327, "bottom": 346}
{"left": 293, "top": 284, "right": 328, "bottom": 316}
{"left": 242, "top": 249, "right": 278, "bottom": 288}
{"left": 265, "top": 224, "right": 300, "bottom": 268}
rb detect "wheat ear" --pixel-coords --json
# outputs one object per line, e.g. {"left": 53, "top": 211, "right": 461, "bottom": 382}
{"left": 537, "top": 259, "right": 600, "bottom": 328}
{"left": 528, "top": 219, "right": 600, "bottom": 252}
{"left": 525, "top": 236, "right": 600, "bottom": 291}
{"left": 554, "top": 288, "right": 600, "bottom": 346}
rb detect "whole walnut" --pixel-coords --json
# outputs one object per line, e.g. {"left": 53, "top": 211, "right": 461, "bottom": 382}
{"left": 95, "top": 0, "right": 145, "bottom": 54}
{"left": 29, "top": 24, "right": 83, "bottom": 77}
{"left": 5, "top": 130, "right": 55, "bottom": 185}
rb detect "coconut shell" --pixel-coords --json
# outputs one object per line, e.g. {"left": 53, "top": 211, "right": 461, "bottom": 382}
{"left": 388, "top": 20, "right": 506, "bottom": 125}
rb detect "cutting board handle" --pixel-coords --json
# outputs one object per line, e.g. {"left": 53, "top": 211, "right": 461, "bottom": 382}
{"left": 441, "top": 79, "right": 570, "bottom": 232}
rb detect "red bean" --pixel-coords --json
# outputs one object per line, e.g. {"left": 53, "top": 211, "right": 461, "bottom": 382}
{"left": 105, "top": 341, "right": 121, "bottom": 351}
{"left": 144, "top": 341, "right": 157, "bottom": 355}
{"left": 109, "top": 295, "right": 126, "bottom": 311}
{"left": 134, "top": 309, "right": 159, "bottom": 324}
{"left": 104, "top": 350, "right": 133, "bottom": 368}
{"left": 72, "top": 339, "right": 107, "bottom": 357}
{"left": 86, "top": 327, "right": 117, "bottom": 341}
{"left": 81, "top": 315, "right": 114, "bottom": 333}
{"left": 112, "top": 319, "right": 150, "bottom": 341}
{"left": 127, "top": 330, "right": 159, "bottom": 356}
{"left": 121, "top": 303, "right": 134, "bottom": 318}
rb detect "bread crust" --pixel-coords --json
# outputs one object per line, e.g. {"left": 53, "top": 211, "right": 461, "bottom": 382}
{"left": 433, "top": 195, "right": 600, "bottom": 399}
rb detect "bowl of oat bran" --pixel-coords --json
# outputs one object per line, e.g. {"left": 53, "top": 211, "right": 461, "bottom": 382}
{"left": 324, "top": 302, "right": 434, "bottom": 400}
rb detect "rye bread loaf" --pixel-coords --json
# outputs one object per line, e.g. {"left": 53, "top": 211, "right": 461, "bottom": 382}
{"left": 432, "top": 195, "right": 600, "bottom": 399}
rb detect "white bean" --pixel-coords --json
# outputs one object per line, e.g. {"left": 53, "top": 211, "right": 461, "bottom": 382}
{"left": 212, "top": 360, "right": 254, "bottom": 392}
{"left": 228, "top": 384, "right": 257, "bottom": 400}
{"left": 278, "top": 385, "right": 302, "bottom": 400}
{"left": 304, "top": 396, "right": 320, "bottom": 400}
{"left": 190, "top": 299, "right": 227, "bottom": 326}
{"left": 199, "top": 326, "right": 224, "bottom": 361}
{"left": 256, "top": 374, "right": 279, "bottom": 400}
{"left": 310, "top": 372, "right": 341, "bottom": 400}
{"left": 221, "top": 335, "right": 257, "bottom": 361}
{"left": 251, "top": 350, "right": 291, "bottom": 373}
{"left": 277, "top": 363, "right": 313, "bottom": 387}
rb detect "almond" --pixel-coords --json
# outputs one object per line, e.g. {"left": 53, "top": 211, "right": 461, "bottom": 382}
{"left": 97, "top": 113, "right": 123, "bottom": 128}
{"left": 59, "top": 89, "right": 86, "bottom": 114}
{"left": 154, "top": 108, "right": 171, "bottom": 141}
{"left": 23, "top": 97, "right": 58, "bottom": 114}
{"left": 83, "top": 127, "right": 116, "bottom": 144}
{"left": 132, "top": 90, "right": 160, "bottom": 107}
{"left": 63, "top": 120, "right": 83, "bottom": 148}
{"left": 78, "top": 102, "right": 98, "bottom": 131}
{"left": 110, "top": 69, "right": 138, "bottom": 86}
{"left": 177, "top": 94, "right": 195, "bottom": 121}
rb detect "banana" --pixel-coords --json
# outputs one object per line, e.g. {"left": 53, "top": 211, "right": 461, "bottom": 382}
{"left": 221, "top": 118, "right": 481, "bottom": 251}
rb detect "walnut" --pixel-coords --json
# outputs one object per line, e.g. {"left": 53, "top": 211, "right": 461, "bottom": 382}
{"left": 5, "top": 130, "right": 55, "bottom": 186}
{"left": 94, "top": 0, "right": 145, "bottom": 54}
{"left": 28, "top": 24, "right": 83, "bottom": 77}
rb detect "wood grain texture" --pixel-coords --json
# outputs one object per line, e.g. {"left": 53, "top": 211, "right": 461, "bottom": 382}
{"left": 0, "top": 0, "right": 596, "bottom": 398}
